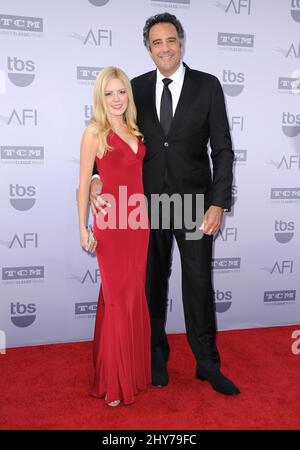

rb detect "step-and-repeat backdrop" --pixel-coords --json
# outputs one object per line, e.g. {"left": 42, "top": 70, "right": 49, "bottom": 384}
{"left": 1, "top": 0, "right": 299, "bottom": 349}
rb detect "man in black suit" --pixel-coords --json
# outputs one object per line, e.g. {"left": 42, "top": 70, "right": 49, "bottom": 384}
{"left": 91, "top": 13, "right": 240, "bottom": 396}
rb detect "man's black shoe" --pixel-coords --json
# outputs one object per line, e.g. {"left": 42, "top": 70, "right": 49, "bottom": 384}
{"left": 196, "top": 370, "right": 240, "bottom": 396}
{"left": 151, "top": 350, "right": 169, "bottom": 387}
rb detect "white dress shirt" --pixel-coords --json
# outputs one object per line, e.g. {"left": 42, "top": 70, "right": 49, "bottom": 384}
{"left": 156, "top": 62, "right": 186, "bottom": 120}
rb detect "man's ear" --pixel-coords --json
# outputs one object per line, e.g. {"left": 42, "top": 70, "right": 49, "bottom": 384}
{"left": 148, "top": 48, "right": 154, "bottom": 62}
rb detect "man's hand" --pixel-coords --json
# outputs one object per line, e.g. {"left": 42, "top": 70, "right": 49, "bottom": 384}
{"left": 90, "top": 177, "right": 110, "bottom": 216}
{"left": 200, "top": 205, "right": 224, "bottom": 235}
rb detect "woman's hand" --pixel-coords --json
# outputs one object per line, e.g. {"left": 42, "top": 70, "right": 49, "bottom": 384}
{"left": 90, "top": 177, "right": 111, "bottom": 216}
{"left": 80, "top": 227, "right": 97, "bottom": 253}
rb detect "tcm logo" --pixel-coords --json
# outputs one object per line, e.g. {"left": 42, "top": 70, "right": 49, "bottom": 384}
{"left": 275, "top": 220, "right": 295, "bottom": 243}
{"left": 212, "top": 257, "right": 241, "bottom": 271}
{"left": 271, "top": 188, "right": 300, "bottom": 200}
{"left": 222, "top": 70, "right": 244, "bottom": 96}
{"left": 9, "top": 184, "right": 36, "bottom": 211}
{"left": 77, "top": 66, "right": 102, "bottom": 81}
{"left": 216, "top": 0, "right": 251, "bottom": 14}
{"left": 0, "top": 14, "right": 43, "bottom": 32}
{"left": 1, "top": 146, "right": 44, "bottom": 163}
{"left": 291, "top": 0, "right": 300, "bottom": 23}
{"left": 282, "top": 112, "right": 300, "bottom": 137}
{"left": 88, "top": 0, "right": 110, "bottom": 5}
{"left": 3, "top": 109, "right": 37, "bottom": 126}
{"left": 214, "top": 290, "right": 232, "bottom": 313}
{"left": 84, "top": 105, "right": 93, "bottom": 127}
{"left": 264, "top": 290, "right": 296, "bottom": 304}
{"left": 234, "top": 149, "right": 247, "bottom": 163}
{"left": 214, "top": 227, "right": 238, "bottom": 241}
{"left": 230, "top": 116, "right": 244, "bottom": 131}
{"left": 7, "top": 57, "right": 35, "bottom": 87}
{"left": 278, "top": 76, "right": 300, "bottom": 94}
{"left": 218, "top": 32, "right": 254, "bottom": 49}
{"left": 75, "top": 302, "right": 97, "bottom": 315}
{"left": 10, "top": 302, "right": 36, "bottom": 327}
{"left": 9, "top": 233, "right": 38, "bottom": 249}
{"left": 2, "top": 266, "right": 44, "bottom": 281}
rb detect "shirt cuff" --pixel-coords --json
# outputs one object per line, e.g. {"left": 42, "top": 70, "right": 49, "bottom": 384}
{"left": 91, "top": 174, "right": 100, "bottom": 181}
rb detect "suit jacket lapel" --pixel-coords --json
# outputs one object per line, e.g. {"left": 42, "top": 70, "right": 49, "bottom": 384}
{"left": 167, "top": 63, "right": 194, "bottom": 138}
{"left": 145, "top": 70, "right": 165, "bottom": 136}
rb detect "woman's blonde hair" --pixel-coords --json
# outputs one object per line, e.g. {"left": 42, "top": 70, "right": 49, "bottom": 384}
{"left": 89, "top": 66, "right": 142, "bottom": 158}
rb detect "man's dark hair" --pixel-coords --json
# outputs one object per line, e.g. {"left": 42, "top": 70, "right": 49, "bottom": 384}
{"left": 143, "top": 12, "right": 185, "bottom": 50}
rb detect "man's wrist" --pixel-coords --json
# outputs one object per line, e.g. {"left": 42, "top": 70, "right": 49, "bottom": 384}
{"left": 91, "top": 174, "right": 100, "bottom": 181}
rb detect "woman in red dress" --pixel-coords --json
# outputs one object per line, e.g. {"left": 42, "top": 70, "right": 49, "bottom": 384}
{"left": 78, "top": 67, "right": 151, "bottom": 407}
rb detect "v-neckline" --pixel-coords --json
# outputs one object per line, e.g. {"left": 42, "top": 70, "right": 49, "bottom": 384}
{"left": 113, "top": 131, "right": 139, "bottom": 155}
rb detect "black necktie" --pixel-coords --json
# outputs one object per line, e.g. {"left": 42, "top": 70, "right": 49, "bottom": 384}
{"left": 160, "top": 78, "right": 173, "bottom": 136}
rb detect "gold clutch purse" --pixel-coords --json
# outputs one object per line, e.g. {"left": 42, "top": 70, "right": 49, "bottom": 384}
{"left": 87, "top": 227, "right": 97, "bottom": 252}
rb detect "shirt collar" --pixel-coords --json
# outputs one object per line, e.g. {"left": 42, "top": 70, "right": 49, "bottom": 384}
{"left": 156, "top": 61, "right": 185, "bottom": 85}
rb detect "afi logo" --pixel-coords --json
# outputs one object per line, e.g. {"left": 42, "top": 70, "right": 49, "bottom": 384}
{"left": 82, "top": 269, "right": 100, "bottom": 283}
{"left": 230, "top": 116, "right": 244, "bottom": 131}
{"left": 84, "top": 29, "right": 112, "bottom": 46}
{"left": 7, "top": 109, "right": 37, "bottom": 125}
{"left": 215, "top": 227, "right": 238, "bottom": 241}
{"left": 167, "top": 298, "right": 173, "bottom": 313}
{"left": 9, "top": 233, "right": 38, "bottom": 248}
{"left": 286, "top": 43, "right": 300, "bottom": 58}
{"left": 271, "top": 260, "right": 293, "bottom": 274}
{"left": 277, "top": 155, "right": 300, "bottom": 169}
{"left": 225, "top": 0, "right": 251, "bottom": 14}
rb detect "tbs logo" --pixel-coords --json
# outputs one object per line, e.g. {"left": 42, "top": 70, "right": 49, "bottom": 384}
{"left": 9, "top": 184, "right": 36, "bottom": 211}
{"left": 222, "top": 70, "right": 245, "bottom": 96}
{"left": 291, "top": 0, "right": 300, "bottom": 23}
{"left": 88, "top": 0, "right": 110, "bottom": 6}
{"left": 10, "top": 302, "right": 36, "bottom": 327}
{"left": 214, "top": 290, "right": 232, "bottom": 313}
{"left": 274, "top": 220, "right": 295, "bottom": 243}
{"left": 282, "top": 112, "right": 300, "bottom": 137}
{"left": 7, "top": 57, "right": 35, "bottom": 87}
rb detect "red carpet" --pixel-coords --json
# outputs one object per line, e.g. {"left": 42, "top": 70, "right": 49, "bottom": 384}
{"left": 0, "top": 325, "right": 300, "bottom": 430}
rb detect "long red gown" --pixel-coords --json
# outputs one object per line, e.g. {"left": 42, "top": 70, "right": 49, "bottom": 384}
{"left": 90, "top": 131, "right": 151, "bottom": 405}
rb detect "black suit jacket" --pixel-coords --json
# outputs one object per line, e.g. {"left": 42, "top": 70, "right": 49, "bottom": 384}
{"left": 131, "top": 63, "right": 233, "bottom": 211}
